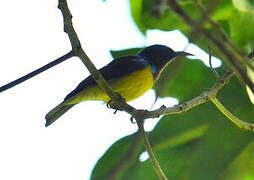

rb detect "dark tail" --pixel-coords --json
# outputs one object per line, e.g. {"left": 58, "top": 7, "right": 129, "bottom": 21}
{"left": 45, "top": 102, "right": 75, "bottom": 127}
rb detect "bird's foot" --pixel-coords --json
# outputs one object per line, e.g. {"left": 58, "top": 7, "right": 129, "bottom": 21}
{"left": 106, "top": 93, "right": 126, "bottom": 114}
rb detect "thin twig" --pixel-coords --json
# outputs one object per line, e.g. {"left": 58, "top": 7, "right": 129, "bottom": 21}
{"left": 211, "top": 98, "right": 254, "bottom": 130}
{"left": 137, "top": 120, "right": 168, "bottom": 180}
{"left": 154, "top": 55, "right": 185, "bottom": 103}
{"left": 151, "top": 0, "right": 168, "bottom": 17}
{"left": 208, "top": 46, "right": 220, "bottom": 78}
{"left": 207, "top": 47, "right": 254, "bottom": 131}
{"left": 0, "top": 51, "right": 73, "bottom": 93}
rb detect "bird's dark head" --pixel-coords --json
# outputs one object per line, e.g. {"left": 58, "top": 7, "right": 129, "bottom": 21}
{"left": 138, "top": 44, "right": 190, "bottom": 67}
{"left": 138, "top": 44, "right": 191, "bottom": 80}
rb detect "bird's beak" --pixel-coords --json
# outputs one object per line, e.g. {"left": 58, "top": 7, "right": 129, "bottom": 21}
{"left": 175, "top": 51, "right": 193, "bottom": 57}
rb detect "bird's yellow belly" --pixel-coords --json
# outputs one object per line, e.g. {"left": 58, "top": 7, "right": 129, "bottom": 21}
{"left": 65, "top": 66, "right": 154, "bottom": 104}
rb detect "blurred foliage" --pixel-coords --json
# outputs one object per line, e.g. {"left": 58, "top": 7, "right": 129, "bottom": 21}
{"left": 92, "top": 0, "right": 254, "bottom": 179}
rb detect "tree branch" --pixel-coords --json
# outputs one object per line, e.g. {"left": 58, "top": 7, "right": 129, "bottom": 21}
{"left": 211, "top": 97, "right": 254, "bottom": 130}
{"left": 208, "top": 46, "right": 220, "bottom": 78}
{"left": 0, "top": 51, "right": 73, "bottom": 93}
{"left": 167, "top": 0, "right": 254, "bottom": 94}
{"left": 58, "top": 0, "right": 123, "bottom": 104}
{"left": 137, "top": 70, "right": 233, "bottom": 119}
{"left": 137, "top": 120, "right": 168, "bottom": 180}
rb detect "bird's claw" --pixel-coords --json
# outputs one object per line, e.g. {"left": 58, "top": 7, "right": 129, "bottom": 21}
{"left": 106, "top": 100, "right": 112, "bottom": 108}
{"left": 106, "top": 100, "right": 119, "bottom": 114}
{"left": 106, "top": 93, "right": 126, "bottom": 114}
{"left": 130, "top": 116, "right": 136, "bottom": 124}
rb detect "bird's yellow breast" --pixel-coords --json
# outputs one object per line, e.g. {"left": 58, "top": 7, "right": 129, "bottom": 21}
{"left": 65, "top": 66, "right": 154, "bottom": 104}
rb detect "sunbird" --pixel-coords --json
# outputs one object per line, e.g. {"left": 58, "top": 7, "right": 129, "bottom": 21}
{"left": 45, "top": 44, "right": 190, "bottom": 126}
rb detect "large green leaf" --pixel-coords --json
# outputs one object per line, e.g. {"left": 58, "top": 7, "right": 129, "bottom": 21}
{"left": 110, "top": 48, "right": 142, "bottom": 59}
{"left": 228, "top": 10, "right": 254, "bottom": 52}
{"left": 121, "top": 140, "right": 200, "bottom": 180}
{"left": 129, "top": 0, "right": 146, "bottom": 34}
{"left": 200, "top": 0, "right": 234, "bottom": 21}
{"left": 186, "top": 74, "right": 254, "bottom": 179}
{"left": 141, "top": 9, "right": 190, "bottom": 34}
{"left": 90, "top": 133, "right": 143, "bottom": 180}
{"left": 232, "top": 0, "right": 254, "bottom": 14}
{"left": 129, "top": 0, "right": 198, "bottom": 34}
{"left": 188, "top": 116, "right": 254, "bottom": 180}
{"left": 222, "top": 140, "right": 254, "bottom": 180}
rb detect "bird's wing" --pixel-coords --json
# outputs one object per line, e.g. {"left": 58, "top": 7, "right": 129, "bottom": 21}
{"left": 64, "top": 55, "right": 149, "bottom": 101}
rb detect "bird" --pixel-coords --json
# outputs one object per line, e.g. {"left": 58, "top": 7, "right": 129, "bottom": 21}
{"left": 45, "top": 44, "right": 191, "bottom": 127}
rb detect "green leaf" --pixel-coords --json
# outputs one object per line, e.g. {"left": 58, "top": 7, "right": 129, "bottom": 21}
{"left": 148, "top": 105, "right": 212, "bottom": 151}
{"left": 110, "top": 48, "right": 143, "bottom": 59}
{"left": 129, "top": 0, "right": 197, "bottom": 35}
{"left": 122, "top": 140, "right": 200, "bottom": 180}
{"left": 90, "top": 133, "right": 143, "bottom": 180}
{"left": 229, "top": 10, "right": 254, "bottom": 52}
{"left": 141, "top": 9, "right": 190, "bottom": 34}
{"left": 129, "top": 0, "right": 146, "bottom": 34}
{"left": 186, "top": 74, "right": 254, "bottom": 179}
{"left": 223, "top": 140, "right": 254, "bottom": 180}
{"left": 188, "top": 118, "right": 254, "bottom": 180}
{"left": 218, "top": 20, "right": 231, "bottom": 37}
{"left": 204, "top": 0, "right": 235, "bottom": 21}
{"left": 232, "top": 0, "right": 254, "bottom": 14}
